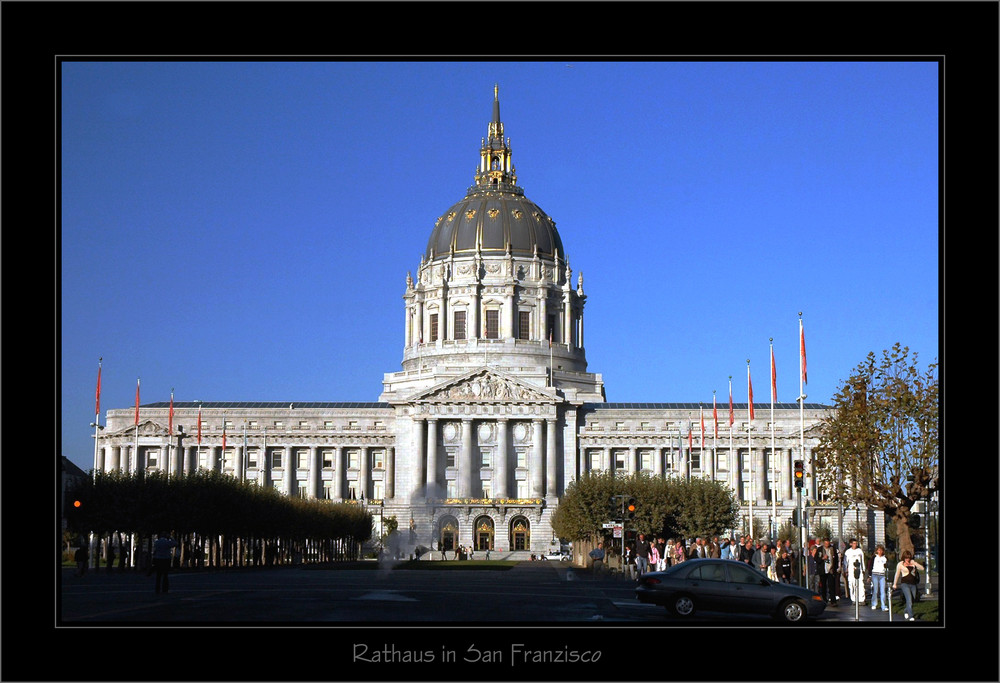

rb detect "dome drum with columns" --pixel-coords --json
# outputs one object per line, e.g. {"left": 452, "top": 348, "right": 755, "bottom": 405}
{"left": 97, "top": 87, "right": 860, "bottom": 560}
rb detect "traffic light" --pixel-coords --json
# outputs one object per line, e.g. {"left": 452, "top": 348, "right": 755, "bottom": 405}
{"left": 791, "top": 508, "right": 799, "bottom": 526}
{"left": 609, "top": 496, "right": 619, "bottom": 520}
{"left": 793, "top": 460, "right": 804, "bottom": 488}
{"left": 625, "top": 497, "right": 637, "bottom": 520}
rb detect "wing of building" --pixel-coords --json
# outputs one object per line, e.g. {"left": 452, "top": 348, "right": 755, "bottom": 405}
{"left": 97, "top": 86, "right": 844, "bottom": 556}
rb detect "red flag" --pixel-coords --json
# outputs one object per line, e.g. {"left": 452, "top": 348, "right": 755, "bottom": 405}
{"left": 134, "top": 378, "right": 140, "bottom": 425}
{"left": 197, "top": 404, "right": 202, "bottom": 445}
{"left": 728, "top": 378, "right": 734, "bottom": 427}
{"left": 771, "top": 344, "right": 777, "bottom": 403}
{"left": 700, "top": 407, "right": 705, "bottom": 449}
{"left": 713, "top": 392, "right": 718, "bottom": 438}
{"left": 747, "top": 365, "right": 755, "bottom": 420}
{"left": 800, "top": 317, "right": 808, "bottom": 385}
{"left": 168, "top": 389, "right": 174, "bottom": 435}
{"left": 688, "top": 425, "right": 692, "bottom": 452}
{"left": 548, "top": 328, "right": 552, "bottom": 348}
{"left": 222, "top": 421, "right": 227, "bottom": 455}
{"left": 94, "top": 359, "right": 102, "bottom": 418}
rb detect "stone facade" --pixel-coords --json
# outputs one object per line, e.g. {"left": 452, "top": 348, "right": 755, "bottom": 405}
{"left": 96, "top": 87, "right": 850, "bottom": 554}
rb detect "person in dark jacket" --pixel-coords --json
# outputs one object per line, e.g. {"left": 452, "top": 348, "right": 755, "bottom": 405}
{"left": 776, "top": 550, "right": 793, "bottom": 583}
{"left": 816, "top": 538, "right": 840, "bottom": 605}
{"left": 738, "top": 539, "right": 755, "bottom": 564}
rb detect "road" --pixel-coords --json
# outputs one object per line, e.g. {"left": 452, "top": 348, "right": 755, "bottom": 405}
{"left": 59, "top": 561, "right": 934, "bottom": 624}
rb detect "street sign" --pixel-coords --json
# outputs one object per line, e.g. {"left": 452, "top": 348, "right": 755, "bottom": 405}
{"left": 612, "top": 526, "right": 623, "bottom": 538}
{"left": 602, "top": 523, "right": 616, "bottom": 529}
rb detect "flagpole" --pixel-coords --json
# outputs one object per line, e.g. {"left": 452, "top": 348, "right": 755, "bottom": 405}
{"left": 699, "top": 404, "right": 705, "bottom": 478}
{"left": 92, "top": 358, "right": 102, "bottom": 474}
{"left": 168, "top": 388, "right": 175, "bottom": 478}
{"left": 712, "top": 390, "right": 718, "bottom": 484}
{"left": 770, "top": 338, "right": 776, "bottom": 539}
{"left": 134, "top": 377, "right": 141, "bottom": 475}
{"left": 243, "top": 422, "right": 248, "bottom": 483}
{"left": 747, "top": 360, "right": 753, "bottom": 541}
{"left": 728, "top": 375, "right": 735, "bottom": 499}
{"left": 799, "top": 312, "right": 807, "bottom": 501}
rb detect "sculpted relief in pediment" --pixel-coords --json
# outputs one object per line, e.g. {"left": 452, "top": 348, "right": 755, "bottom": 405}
{"left": 422, "top": 371, "right": 551, "bottom": 403}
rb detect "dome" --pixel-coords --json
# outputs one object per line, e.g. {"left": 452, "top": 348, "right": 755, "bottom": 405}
{"left": 425, "top": 188, "right": 564, "bottom": 262}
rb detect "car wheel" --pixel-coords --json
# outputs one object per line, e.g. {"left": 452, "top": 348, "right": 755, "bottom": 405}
{"left": 670, "top": 595, "right": 696, "bottom": 617}
{"left": 777, "top": 598, "right": 806, "bottom": 623}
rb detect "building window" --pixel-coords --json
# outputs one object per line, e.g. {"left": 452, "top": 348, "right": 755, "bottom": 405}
{"left": 248, "top": 420, "right": 258, "bottom": 429}
{"left": 274, "top": 420, "right": 284, "bottom": 429}
{"left": 485, "top": 309, "right": 499, "bottom": 339}
{"left": 198, "top": 449, "right": 209, "bottom": 469}
{"left": 516, "top": 450, "right": 527, "bottom": 468}
{"left": 271, "top": 451, "right": 283, "bottom": 469}
{"left": 429, "top": 313, "right": 439, "bottom": 342}
{"left": 445, "top": 451, "right": 456, "bottom": 468}
{"left": 482, "top": 483, "right": 491, "bottom": 499}
{"left": 323, "top": 420, "right": 334, "bottom": 429}
{"left": 614, "top": 451, "right": 626, "bottom": 472}
{"left": 347, "top": 420, "right": 359, "bottom": 430}
{"left": 518, "top": 310, "right": 530, "bottom": 340}
{"left": 454, "top": 310, "right": 466, "bottom": 340}
{"left": 323, "top": 481, "right": 334, "bottom": 499}
{"left": 373, "top": 482, "right": 385, "bottom": 500}
{"left": 298, "top": 420, "right": 309, "bottom": 429}
{"left": 446, "top": 480, "right": 458, "bottom": 498}
{"left": 322, "top": 450, "right": 335, "bottom": 469}
{"left": 372, "top": 450, "right": 385, "bottom": 469}
{"left": 718, "top": 451, "right": 728, "bottom": 470}
{"left": 481, "top": 450, "right": 492, "bottom": 468}
{"left": 589, "top": 450, "right": 602, "bottom": 471}
{"left": 640, "top": 451, "right": 652, "bottom": 471}
{"left": 224, "top": 420, "right": 234, "bottom": 429}
{"left": 516, "top": 480, "right": 529, "bottom": 499}
{"left": 297, "top": 483, "right": 308, "bottom": 499}
{"left": 347, "top": 483, "right": 359, "bottom": 500}
{"left": 297, "top": 450, "right": 309, "bottom": 469}
{"left": 146, "top": 450, "right": 159, "bottom": 469}
{"left": 348, "top": 450, "right": 360, "bottom": 469}
{"left": 690, "top": 450, "right": 701, "bottom": 470}
{"left": 247, "top": 450, "right": 258, "bottom": 469}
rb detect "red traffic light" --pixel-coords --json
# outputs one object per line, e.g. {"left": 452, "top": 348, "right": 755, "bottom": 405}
{"left": 73, "top": 500, "right": 82, "bottom": 508}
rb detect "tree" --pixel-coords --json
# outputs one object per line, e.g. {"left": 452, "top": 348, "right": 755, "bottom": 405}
{"left": 815, "top": 343, "right": 937, "bottom": 557}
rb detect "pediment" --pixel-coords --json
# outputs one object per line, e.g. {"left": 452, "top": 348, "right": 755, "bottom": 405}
{"left": 107, "top": 419, "right": 171, "bottom": 438}
{"left": 412, "top": 369, "right": 557, "bottom": 404}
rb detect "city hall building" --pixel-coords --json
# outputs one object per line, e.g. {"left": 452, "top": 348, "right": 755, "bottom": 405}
{"left": 95, "top": 87, "right": 845, "bottom": 556}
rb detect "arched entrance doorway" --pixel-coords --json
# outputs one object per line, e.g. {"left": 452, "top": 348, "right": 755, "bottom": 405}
{"left": 474, "top": 516, "right": 494, "bottom": 551}
{"left": 438, "top": 516, "right": 459, "bottom": 552}
{"left": 509, "top": 516, "right": 530, "bottom": 551}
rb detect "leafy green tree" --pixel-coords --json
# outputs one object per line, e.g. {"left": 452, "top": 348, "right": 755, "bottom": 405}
{"left": 815, "top": 343, "right": 937, "bottom": 557}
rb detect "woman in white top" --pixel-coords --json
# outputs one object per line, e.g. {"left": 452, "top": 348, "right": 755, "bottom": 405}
{"left": 869, "top": 544, "right": 890, "bottom": 611}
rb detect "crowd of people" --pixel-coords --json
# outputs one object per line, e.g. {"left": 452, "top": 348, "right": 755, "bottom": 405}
{"left": 599, "top": 534, "right": 925, "bottom": 621}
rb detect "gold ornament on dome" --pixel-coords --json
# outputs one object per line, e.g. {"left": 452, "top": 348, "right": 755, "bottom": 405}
{"left": 488, "top": 208, "right": 499, "bottom": 219}
{"left": 446, "top": 211, "right": 457, "bottom": 222}
{"left": 465, "top": 209, "right": 477, "bottom": 220}
{"left": 511, "top": 209, "right": 522, "bottom": 220}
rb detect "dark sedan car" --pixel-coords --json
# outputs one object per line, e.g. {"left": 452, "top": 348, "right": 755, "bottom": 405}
{"left": 635, "top": 558, "right": 827, "bottom": 622}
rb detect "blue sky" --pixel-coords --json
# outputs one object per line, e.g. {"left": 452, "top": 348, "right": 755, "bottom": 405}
{"left": 60, "top": 61, "right": 939, "bottom": 472}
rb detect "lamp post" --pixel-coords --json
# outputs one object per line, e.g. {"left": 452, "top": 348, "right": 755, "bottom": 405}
{"left": 379, "top": 500, "right": 385, "bottom": 560}
{"left": 924, "top": 481, "right": 935, "bottom": 597}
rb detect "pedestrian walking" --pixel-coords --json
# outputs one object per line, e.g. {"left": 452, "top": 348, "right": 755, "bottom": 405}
{"left": 816, "top": 538, "right": 840, "bottom": 605}
{"left": 589, "top": 542, "right": 606, "bottom": 575}
{"left": 74, "top": 543, "right": 89, "bottom": 577}
{"left": 869, "top": 545, "right": 890, "bottom": 611}
{"left": 634, "top": 534, "right": 651, "bottom": 577}
{"left": 843, "top": 538, "right": 866, "bottom": 605}
{"left": 648, "top": 539, "right": 660, "bottom": 572}
{"left": 892, "top": 549, "right": 925, "bottom": 621}
{"left": 152, "top": 531, "right": 179, "bottom": 594}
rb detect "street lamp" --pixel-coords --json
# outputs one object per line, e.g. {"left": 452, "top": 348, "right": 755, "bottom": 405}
{"left": 379, "top": 500, "right": 385, "bottom": 560}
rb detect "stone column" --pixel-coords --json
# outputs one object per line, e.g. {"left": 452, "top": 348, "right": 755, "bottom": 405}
{"left": 109, "top": 445, "right": 121, "bottom": 472}
{"left": 208, "top": 446, "right": 219, "bottom": 473}
{"left": 563, "top": 293, "right": 572, "bottom": 347}
{"left": 415, "top": 299, "right": 424, "bottom": 346}
{"left": 413, "top": 419, "right": 425, "bottom": 494}
{"left": 706, "top": 443, "right": 716, "bottom": 480}
{"left": 785, "top": 448, "right": 794, "bottom": 500}
{"left": 386, "top": 446, "right": 395, "bottom": 499}
{"left": 358, "top": 447, "right": 369, "bottom": 500}
{"left": 234, "top": 444, "right": 244, "bottom": 482}
{"left": 440, "top": 282, "right": 448, "bottom": 342}
{"left": 546, "top": 418, "right": 558, "bottom": 497}
{"left": 460, "top": 418, "right": 474, "bottom": 498}
{"left": 285, "top": 449, "right": 297, "bottom": 497}
{"left": 505, "top": 288, "right": 515, "bottom": 339}
{"left": 308, "top": 445, "right": 321, "bottom": 498}
{"left": 629, "top": 446, "right": 638, "bottom": 474}
{"left": 538, "top": 293, "right": 548, "bottom": 342}
{"left": 653, "top": 447, "right": 663, "bottom": 477}
{"left": 756, "top": 448, "right": 768, "bottom": 506}
{"left": 426, "top": 419, "right": 438, "bottom": 492}
{"left": 602, "top": 447, "right": 610, "bottom": 473}
{"left": 495, "top": 418, "right": 508, "bottom": 499}
{"left": 334, "top": 446, "right": 345, "bottom": 500}
{"left": 531, "top": 419, "right": 544, "bottom": 498}
{"left": 405, "top": 303, "right": 412, "bottom": 347}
